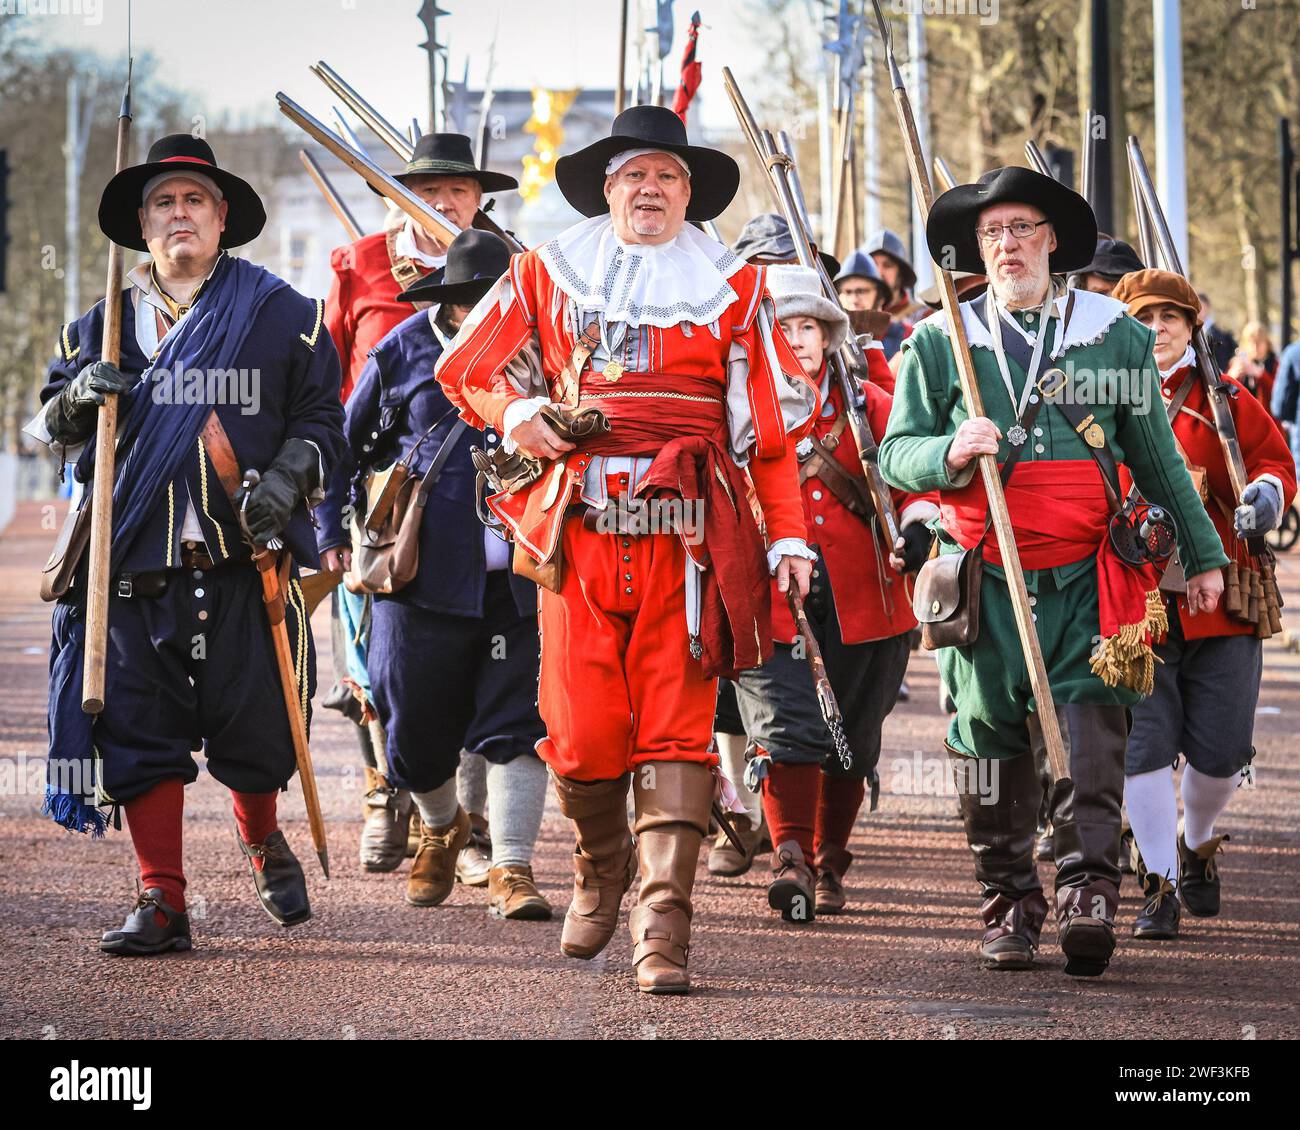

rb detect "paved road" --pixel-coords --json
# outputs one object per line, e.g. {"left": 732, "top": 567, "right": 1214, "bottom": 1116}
{"left": 1, "top": 501, "right": 1296, "bottom": 1039}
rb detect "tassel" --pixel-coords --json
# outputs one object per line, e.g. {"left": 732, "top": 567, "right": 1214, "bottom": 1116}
{"left": 1089, "top": 589, "right": 1168, "bottom": 695}
{"left": 42, "top": 787, "right": 108, "bottom": 838}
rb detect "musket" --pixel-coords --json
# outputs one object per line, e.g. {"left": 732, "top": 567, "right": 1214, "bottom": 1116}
{"left": 299, "top": 149, "right": 363, "bottom": 241}
{"left": 933, "top": 156, "right": 957, "bottom": 193}
{"left": 1127, "top": 136, "right": 1264, "bottom": 556}
{"left": 1080, "top": 107, "right": 1096, "bottom": 207}
{"left": 1024, "top": 139, "right": 1054, "bottom": 181}
{"left": 868, "top": 0, "right": 1069, "bottom": 782}
{"left": 722, "top": 70, "right": 901, "bottom": 565}
{"left": 1126, "top": 141, "right": 1157, "bottom": 268}
{"left": 311, "top": 61, "right": 414, "bottom": 161}
{"left": 237, "top": 469, "right": 330, "bottom": 878}
{"left": 82, "top": 63, "right": 133, "bottom": 715}
{"left": 788, "top": 587, "right": 854, "bottom": 774}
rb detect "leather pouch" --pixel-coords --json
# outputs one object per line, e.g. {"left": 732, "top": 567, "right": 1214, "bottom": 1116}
{"left": 912, "top": 544, "right": 984, "bottom": 650}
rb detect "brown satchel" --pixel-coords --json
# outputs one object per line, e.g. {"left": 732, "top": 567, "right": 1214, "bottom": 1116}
{"left": 40, "top": 494, "right": 95, "bottom": 602}
{"left": 348, "top": 418, "right": 468, "bottom": 596}
{"left": 912, "top": 541, "right": 984, "bottom": 650}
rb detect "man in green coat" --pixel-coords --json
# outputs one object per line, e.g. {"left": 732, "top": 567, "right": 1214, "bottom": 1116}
{"left": 879, "top": 167, "right": 1226, "bottom": 977}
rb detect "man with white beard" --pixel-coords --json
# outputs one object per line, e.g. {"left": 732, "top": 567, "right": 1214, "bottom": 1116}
{"left": 880, "top": 167, "right": 1226, "bottom": 978}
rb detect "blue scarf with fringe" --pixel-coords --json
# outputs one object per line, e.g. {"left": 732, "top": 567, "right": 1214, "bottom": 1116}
{"left": 45, "top": 254, "right": 287, "bottom": 835}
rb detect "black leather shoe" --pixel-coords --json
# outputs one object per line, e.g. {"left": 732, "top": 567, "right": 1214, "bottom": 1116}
{"left": 100, "top": 888, "right": 192, "bottom": 956}
{"left": 237, "top": 828, "right": 312, "bottom": 926}
{"left": 1132, "top": 873, "right": 1180, "bottom": 939}
{"left": 1178, "top": 833, "right": 1227, "bottom": 917}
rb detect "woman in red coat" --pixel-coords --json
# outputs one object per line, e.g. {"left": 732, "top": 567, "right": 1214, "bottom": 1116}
{"left": 731, "top": 266, "right": 937, "bottom": 921}
{"left": 1112, "top": 270, "right": 1296, "bottom": 940}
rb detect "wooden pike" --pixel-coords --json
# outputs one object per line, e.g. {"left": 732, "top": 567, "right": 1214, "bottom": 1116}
{"left": 868, "top": 0, "right": 1070, "bottom": 782}
{"left": 299, "top": 149, "right": 363, "bottom": 241}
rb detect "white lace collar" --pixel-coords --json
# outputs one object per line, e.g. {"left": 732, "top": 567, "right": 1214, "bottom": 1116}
{"left": 1158, "top": 344, "right": 1196, "bottom": 382}
{"left": 538, "top": 215, "right": 743, "bottom": 329}
{"left": 919, "top": 286, "right": 1129, "bottom": 354}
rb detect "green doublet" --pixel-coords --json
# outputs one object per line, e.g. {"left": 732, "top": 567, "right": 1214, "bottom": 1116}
{"left": 879, "top": 291, "right": 1228, "bottom": 759}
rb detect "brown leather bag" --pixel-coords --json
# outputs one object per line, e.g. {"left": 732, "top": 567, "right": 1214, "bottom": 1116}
{"left": 912, "top": 542, "right": 984, "bottom": 650}
{"left": 40, "top": 495, "right": 95, "bottom": 602}
{"left": 348, "top": 419, "right": 467, "bottom": 596}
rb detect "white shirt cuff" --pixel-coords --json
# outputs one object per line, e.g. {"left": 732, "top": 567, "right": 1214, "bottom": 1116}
{"left": 767, "top": 537, "right": 817, "bottom": 574}
{"left": 900, "top": 500, "right": 940, "bottom": 529}
{"left": 501, "top": 396, "right": 553, "bottom": 453}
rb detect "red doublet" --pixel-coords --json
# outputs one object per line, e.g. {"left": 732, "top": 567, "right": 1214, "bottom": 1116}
{"left": 324, "top": 231, "right": 431, "bottom": 402}
{"left": 769, "top": 356, "right": 923, "bottom": 646}
{"left": 1159, "top": 364, "right": 1297, "bottom": 639}
{"left": 437, "top": 248, "right": 816, "bottom": 780}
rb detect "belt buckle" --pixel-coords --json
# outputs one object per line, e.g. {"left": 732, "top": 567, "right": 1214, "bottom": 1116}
{"left": 1037, "top": 367, "right": 1068, "bottom": 399}
{"left": 116, "top": 578, "right": 133, "bottom": 598}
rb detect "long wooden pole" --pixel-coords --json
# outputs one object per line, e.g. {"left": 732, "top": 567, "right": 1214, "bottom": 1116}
{"left": 616, "top": 0, "right": 629, "bottom": 115}
{"left": 868, "top": 1, "right": 1069, "bottom": 782}
{"left": 82, "top": 65, "right": 133, "bottom": 716}
{"left": 299, "top": 149, "right": 363, "bottom": 241}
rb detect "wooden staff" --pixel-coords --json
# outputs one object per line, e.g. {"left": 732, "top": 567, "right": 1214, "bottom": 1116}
{"left": 82, "top": 66, "right": 133, "bottom": 716}
{"left": 238, "top": 470, "right": 330, "bottom": 878}
{"left": 299, "top": 149, "right": 363, "bottom": 241}
{"left": 868, "top": 0, "right": 1069, "bottom": 782}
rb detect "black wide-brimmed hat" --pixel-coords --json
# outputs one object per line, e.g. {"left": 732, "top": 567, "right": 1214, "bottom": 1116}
{"left": 555, "top": 104, "right": 740, "bottom": 222}
{"left": 926, "top": 166, "right": 1097, "bottom": 276}
{"left": 372, "top": 132, "right": 518, "bottom": 197}
{"left": 396, "top": 229, "right": 511, "bottom": 306}
{"left": 98, "top": 134, "right": 266, "bottom": 252}
{"left": 1076, "top": 236, "right": 1144, "bottom": 281}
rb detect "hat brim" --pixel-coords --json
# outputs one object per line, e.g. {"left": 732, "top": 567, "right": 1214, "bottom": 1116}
{"left": 1121, "top": 291, "right": 1202, "bottom": 330}
{"left": 926, "top": 168, "right": 1097, "bottom": 276}
{"left": 554, "top": 136, "right": 740, "bottom": 222}
{"left": 395, "top": 274, "right": 498, "bottom": 306}
{"left": 773, "top": 294, "right": 850, "bottom": 354}
{"left": 369, "top": 165, "right": 520, "bottom": 196}
{"left": 98, "top": 160, "right": 266, "bottom": 252}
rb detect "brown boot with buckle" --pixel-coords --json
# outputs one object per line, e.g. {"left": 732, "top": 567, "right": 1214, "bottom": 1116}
{"left": 487, "top": 864, "right": 553, "bottom": 920}
{"left": 706, "top": 812, "right": 765, "bottom": 876}
{"left": 813, "top": 843, "right": 852, "bottom": 915}
{"left": 406, "top": 807, "right": 471, "bottom": 907}
{"left": 630, "top": 761, "right": 713, "bottom": 994}
{"left": 360, "top": 765, "right": 412, "bottom": 873}
{"left": 551, "top": 773, "right": 635, "bottom": 959}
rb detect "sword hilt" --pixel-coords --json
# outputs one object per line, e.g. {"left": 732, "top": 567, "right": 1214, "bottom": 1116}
{"left": 238, "top": 467, "right": 284, "bottom": 552}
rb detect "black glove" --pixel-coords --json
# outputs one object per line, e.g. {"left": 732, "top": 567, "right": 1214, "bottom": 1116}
{"left": 45, "top": 361, "right": 136, "bottom": 443}
{"left": 894, "top": 521, "right": 934, "bottom": 574}
{"left": 236, "top": 438, "right": 320, "bottom": 546}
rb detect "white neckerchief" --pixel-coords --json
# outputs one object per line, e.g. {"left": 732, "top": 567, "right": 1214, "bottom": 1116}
{"left": 396, "top": 219, "right": 448, "bottom": 270}
{"left": 988, "top": 281, "right": 1067, "bottom": 424}
{"left": 538, "top": 215, "right": 743, "bottom": 329}
{"left": 1158, "top": 343, "right": 1196, "bottom": 382}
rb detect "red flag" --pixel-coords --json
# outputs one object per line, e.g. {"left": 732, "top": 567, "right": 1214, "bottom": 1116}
{"left": 672, "top": 11, "right": 702, "bottom": 125}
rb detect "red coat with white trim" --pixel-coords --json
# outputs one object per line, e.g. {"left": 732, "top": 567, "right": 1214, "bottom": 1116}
{"left": 1160, "top": 362, "right": 1296, "bottom": 639}
{"left": 324, "top": 231, "right": 432, "bottom": 403}
{"left": 769, "top": 347, "right": 928, "bottom": 646}
{"left": 435, "top": 249, "right": 818, "bottom": 558}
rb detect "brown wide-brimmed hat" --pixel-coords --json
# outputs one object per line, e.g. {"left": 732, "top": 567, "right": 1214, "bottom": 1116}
{"left": 1111, "top": 268, "right": 1203, "bottom": 329}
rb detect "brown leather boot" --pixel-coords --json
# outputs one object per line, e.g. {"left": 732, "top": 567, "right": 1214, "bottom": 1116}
{"left": 630, "top": 761, "right": 713, "bottom": 994}
{"left": 406, "top": 807, "right": 471, "bottom": 907}
{"left": 551, "top": 773, "right": 635, "bottom": 959}
{"left": 360, "top": 765, "right": 412, "bottom": 873}
{"left": 487, "top": 864, "right": 553, "bottom": 921}
{"left": 706, "top": 812, "right": 765, "bottom": 876}
{"left": 814, "top": 843, "right": 852, "bottom": 915}
{"left": 979, "top": 890, "right": 1049, "bottom": 969}
{"left": 769, "top": 841, "right": 817, "bottom": 922}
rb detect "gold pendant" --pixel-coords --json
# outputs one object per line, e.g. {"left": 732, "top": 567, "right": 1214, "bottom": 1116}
{"left": 602, "top": 361, "right": 624, "bottom": 383}
{"left": 1077, "top": 413, "right": 1106, "bottom": 449}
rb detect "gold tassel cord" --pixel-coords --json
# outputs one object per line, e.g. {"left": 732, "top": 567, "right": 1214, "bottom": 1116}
{"left": 1089, "top": 588, "right": 1168, "bottom": 695}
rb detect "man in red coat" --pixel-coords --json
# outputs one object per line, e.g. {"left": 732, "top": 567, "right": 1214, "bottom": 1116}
{"left": 1112, "top": 269, "right": 1297, "bottom": 940}
{"left": 730, "top": 265, "right": 936, "bottom": 919}
{"left": 436, "top": 106, "right": 818, "bottom": 994}
{"left": 321, "top": 134, "right": 518, "bottom": 876}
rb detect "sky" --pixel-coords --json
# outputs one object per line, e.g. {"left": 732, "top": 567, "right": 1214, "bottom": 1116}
{"left": 20, "top": 0, "right": 794, "bottom": 132}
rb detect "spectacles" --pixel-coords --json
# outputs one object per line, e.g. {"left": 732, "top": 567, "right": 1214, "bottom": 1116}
{"left": 975, "top": 219, "right": 1051, "bottom": 244}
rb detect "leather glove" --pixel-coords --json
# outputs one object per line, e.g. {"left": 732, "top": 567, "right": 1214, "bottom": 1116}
{"left": 235, "top": 438, "right": 320, "bottom": 546}
{"left": 44, "top": 361, "right": 136, "bottom": 443}
{"left": 894, "top": 521, "right": 934, "bottom": 574}
{"left": 1234, "top": 479, "right": 1282, "bottom": 537}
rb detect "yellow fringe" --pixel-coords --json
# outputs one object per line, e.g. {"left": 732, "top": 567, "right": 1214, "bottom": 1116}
{"left": 1089, "top": 588, "right": 1168, "bottom": 695}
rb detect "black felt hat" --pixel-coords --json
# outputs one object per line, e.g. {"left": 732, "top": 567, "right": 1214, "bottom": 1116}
{"left": 925, "top": 166, "right": 1097, "bottom": 275}
{"left": 731, "top": 213, "right": 840, "bottom": 277}
{"left": 1077, "top": 236, "right": 1145, "bottom": 280}
{"left": 98, "top": 134, "right": 266, "bottom": 252}
{"left": 372, "top": 132, "right": 518, "bottom": 197}
{"left": 396, "top": 229, "right": 511, "bottom": 306}
{"left": 554, "top": 104, "right": 739, "bottom": 222}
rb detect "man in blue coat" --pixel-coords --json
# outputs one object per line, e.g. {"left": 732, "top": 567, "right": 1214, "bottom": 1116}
{"left": 316, "top": 230, "right": 551, "bottom": 920}
{"left": 29, "top": 135, "right": 345, "bottom": 955}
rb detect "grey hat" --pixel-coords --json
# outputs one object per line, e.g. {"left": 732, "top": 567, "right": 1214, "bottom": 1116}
{"left": 864, "top": 228, "right": 917, "bottom": 292}
{"left": 732, "top": 213, "right": 840, "bottom": 276}
{"left": 766, "top": 264, "right": 850, "bottom": 354}
{"left": 834, "top": 248, "right": 893, "bottom": 304}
